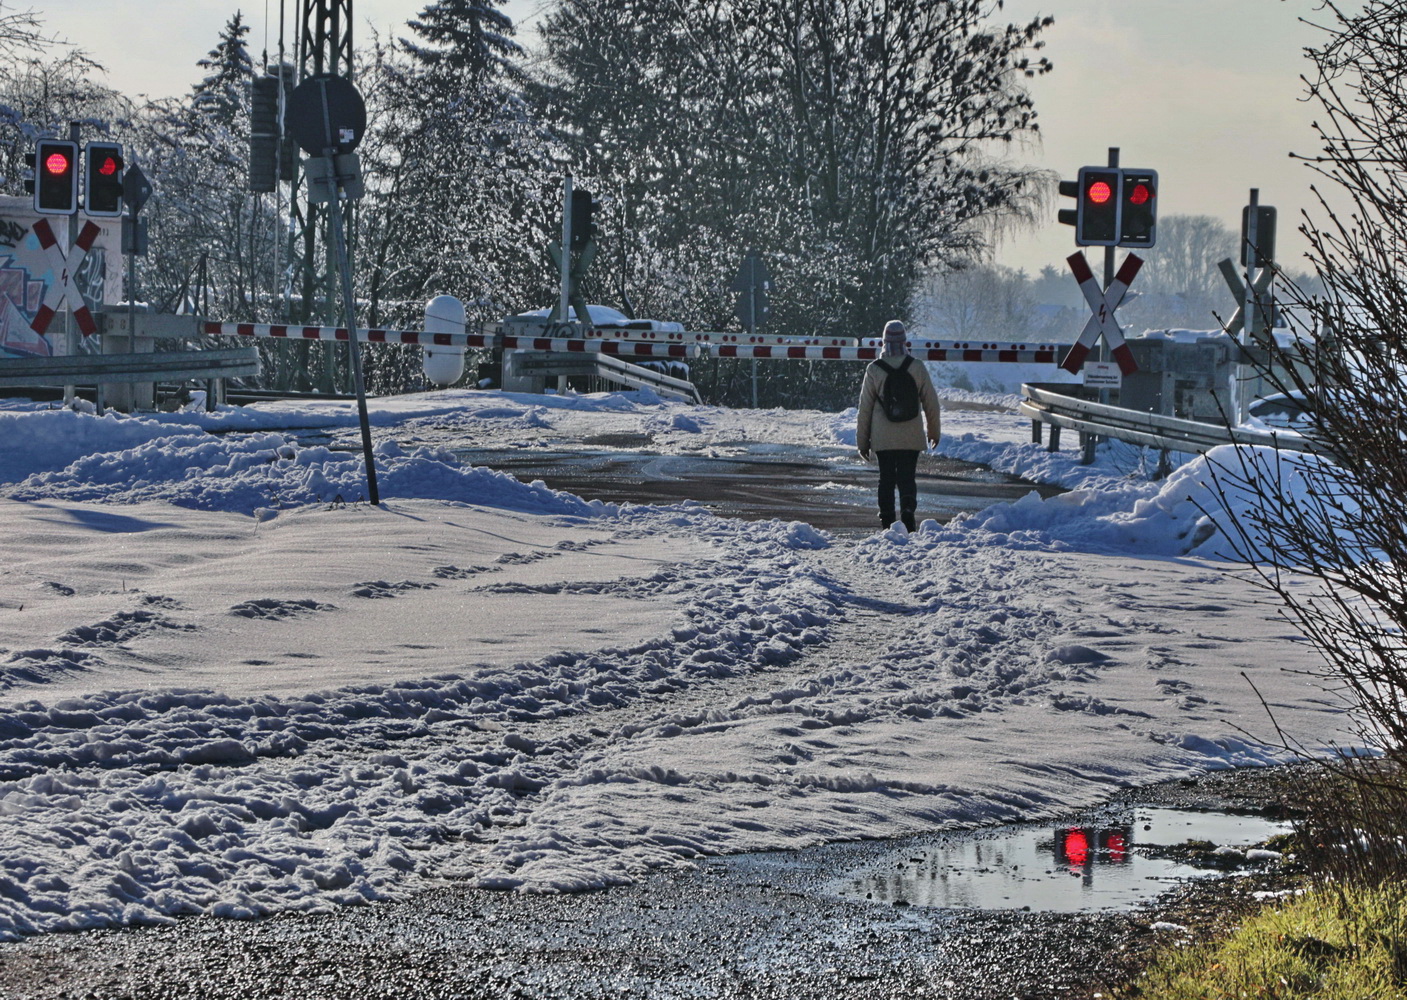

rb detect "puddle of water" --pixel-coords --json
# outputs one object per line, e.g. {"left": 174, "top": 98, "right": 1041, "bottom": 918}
{"left": 833, "top": 807, "right": 1289, "bottom": 913}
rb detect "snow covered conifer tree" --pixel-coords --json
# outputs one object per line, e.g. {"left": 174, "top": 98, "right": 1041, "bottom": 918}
{"left": 402, "top": 0, "right": 523, "bottom": 81}
{"left": 191, "top": 12, "right": 254, "bottom": 132}
{"left": 135, "top": 11, "right": 274, "bottom": 323}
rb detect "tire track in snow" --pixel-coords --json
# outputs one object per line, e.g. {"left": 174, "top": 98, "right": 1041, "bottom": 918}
{"left": 458, "top": 533, "right": 1108, "bottom": 889}
{"left": 0, "top": 513, "right": 843, "bottom": 934}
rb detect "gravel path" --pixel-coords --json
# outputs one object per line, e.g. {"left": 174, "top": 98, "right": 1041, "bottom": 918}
{"left": 0, "top": 764, "right": 1307, "bottom": 1000}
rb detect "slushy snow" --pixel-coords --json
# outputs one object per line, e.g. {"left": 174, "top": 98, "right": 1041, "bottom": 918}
{"left": 0, "top": 385, "right": 1350, "bottom": 939}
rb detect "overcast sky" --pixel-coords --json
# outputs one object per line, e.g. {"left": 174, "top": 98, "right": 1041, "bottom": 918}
{"left": 52, "top": 0, "right": 1337, "bottom": 280}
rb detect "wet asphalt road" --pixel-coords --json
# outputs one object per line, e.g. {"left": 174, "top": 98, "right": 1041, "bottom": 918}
{"left": 454, "top": 431, "right": 1064, "bottom": 535}
{"left": 462, "top": 446, "right": 1061, "bottom": 534}
{"left": 0, "top": 768, "right": 1301, "bottom": 1000}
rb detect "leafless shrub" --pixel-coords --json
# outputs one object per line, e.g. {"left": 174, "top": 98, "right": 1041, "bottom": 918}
{"left": 1204, "top": 0, "right": 1407, "bottom": 855}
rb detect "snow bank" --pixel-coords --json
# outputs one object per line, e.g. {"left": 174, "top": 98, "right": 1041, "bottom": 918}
{"left": 4, "top": 420, "right": 611, "bottom": 518}
{"left": 946, "top": 443, "right": 1351, "bottom": 562}
{"left": 0, "top": 409, "right": 209, "bottom": 485}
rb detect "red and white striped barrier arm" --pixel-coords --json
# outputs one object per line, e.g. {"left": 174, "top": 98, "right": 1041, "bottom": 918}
{"left": 580, "top": 327, "right": 861, "bottom": 348}
{"left": 500, "top": 334, "right": 697, "bottom": 358}
{"left": 710, "top": 343, "right": 1061, "bottom": 363}
{"left": 203, "top": 321, "right": 498, "bottom": 349}
{"left": 206, "top": 322, "right": 698, "bottom": 359}
{"left": 882, "top": 338, "right": 1068, "bottom": 353}
{"left": 583, "top": 327, "right": 1067, "bottom": 358}
{"left": 205, "top": 322, "right": 1053, "bottom": 363}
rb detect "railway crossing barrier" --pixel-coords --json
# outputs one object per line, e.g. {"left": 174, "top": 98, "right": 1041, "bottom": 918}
{"left": 204, "top": 319, "right": 1057, "bottom": 364}
{"left": 203, "top": 314, "right": 1067, "bottom": 405}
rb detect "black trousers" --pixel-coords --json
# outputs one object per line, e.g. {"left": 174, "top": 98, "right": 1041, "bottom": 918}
{"left": 875, "top": 449, "right": 919, "bottom": 521}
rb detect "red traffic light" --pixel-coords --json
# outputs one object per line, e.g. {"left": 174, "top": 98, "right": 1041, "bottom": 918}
{"left": 1119, "top": 170, "right": 1158, "bottom": 247}
{"left": 35, "top": 139, "right": 79, "bottom": 214}
{"left": 83, "top": 142, "right": 126, "bottom": 217}
{"left": 1087, "top": 180, "right": 1112, "bottom": 204}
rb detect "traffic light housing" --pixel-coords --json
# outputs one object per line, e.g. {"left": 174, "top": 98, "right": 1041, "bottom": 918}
{"left": 1075, "top": 166, "right": 1120, "bottom": 246}
{"left": 34, "top": 139, "right": 79, "bottom": 215}
{"left": 1057, "top": 178, "right": 1080, "bottom": 230}
{"left": 1058, "top": 166, "right": 1160, "bottom": 248}
{"left": 1241, "top": 204, "right": 1277, "bottom": 268}
{"left": 570, "top": 188, "right": 597, "bottom": 248}
{"left": 84, "top": 142, "right": 125, "bottom": 216}
{"left": 250, "top": 75, "right": 280, "bottom": 193}
{"left": 1119, "top": 169, "right": 1158, "bottom": 248}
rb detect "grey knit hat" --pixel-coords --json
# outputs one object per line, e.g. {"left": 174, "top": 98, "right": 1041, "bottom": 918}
{"left": 882, "top": 320, "right": 907, "bottom": 353}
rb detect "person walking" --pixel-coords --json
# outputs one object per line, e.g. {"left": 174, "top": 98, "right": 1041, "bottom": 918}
{"left": 856, "top": 320, "right": 941, "bottom": 532}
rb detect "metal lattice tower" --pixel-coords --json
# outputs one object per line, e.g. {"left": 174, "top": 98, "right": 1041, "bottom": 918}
{"left": 298, "top": 0, "right": 352, "bottom": 80}
{"left": 289, "top": 0, "right": 353, "bottom": 390}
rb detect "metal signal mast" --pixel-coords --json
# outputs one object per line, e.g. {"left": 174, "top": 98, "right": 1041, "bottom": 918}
{"left": 253, "top": 1, "right": 355, "bottom": 390}
{"left": 292, "top": 0, "right": 354, "bottom": 392}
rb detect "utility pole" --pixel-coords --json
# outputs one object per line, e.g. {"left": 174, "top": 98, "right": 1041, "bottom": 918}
{"left": 287, "top": 70, "right": 375, "bottom": 503}
{"left": 559, "top": 174, "right": 573, "bottom": 322}
{"left": 64, "top": 121, "right": 80, "bottom": 409}
{"left": 1085, "top": 145, "right": 1119, "bottom": 463}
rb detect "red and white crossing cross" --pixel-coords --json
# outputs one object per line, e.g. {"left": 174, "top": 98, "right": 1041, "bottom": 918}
{"left": 28, "top": 218, "right": 102, "bottom": 337}
{"left": 1059, "top": 251, "right": 1143, "bottom": 376}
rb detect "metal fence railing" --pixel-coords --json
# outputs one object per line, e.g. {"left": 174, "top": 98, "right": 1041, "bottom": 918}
{"left": 510, "top": 351, "right": 702, "bottom": 405}
{"left": 1019, "top": 383, "right": 1326, "bottom": 457}
{"left": 0, "top": 348, "right": 259, "bottom": 389}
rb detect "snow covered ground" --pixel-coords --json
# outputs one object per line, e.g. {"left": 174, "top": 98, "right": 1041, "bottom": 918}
{"left": 0, "top": 383, "right": 1350, "bottom": 940}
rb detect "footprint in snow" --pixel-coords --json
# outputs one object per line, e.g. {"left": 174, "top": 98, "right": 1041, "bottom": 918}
{"left": 229, "top": 598, "right": 338, "bottom": 619}
{"left": 554, "top": 539, "right": 607, "bottom": 552}
{"left": 350, "top": 580, "right": 439, "bottom": 599}
{"left": 432, "top": 564, "right": 497, "bottom": 580}
{"left": 495, "top": 551, "right": 558, "bottom": 566}
{"left": 0, "top": 648, "right": 102, "bottom": 689}
{"left": 57, "top": 609, "right": 197, "bottom": 647}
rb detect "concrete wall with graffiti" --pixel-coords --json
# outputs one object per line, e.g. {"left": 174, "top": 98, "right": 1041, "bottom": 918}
{"left": 0, "top": 196, "right": 122, "bottom": 359}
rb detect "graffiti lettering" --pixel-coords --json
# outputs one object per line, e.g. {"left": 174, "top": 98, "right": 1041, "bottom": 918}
{"left": 0, "top": 219, "right": 27, "bottom": 250}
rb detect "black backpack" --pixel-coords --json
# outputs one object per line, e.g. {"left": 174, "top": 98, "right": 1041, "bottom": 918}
{"left": 876, "top": 355, "right": 920, "bottom": 422}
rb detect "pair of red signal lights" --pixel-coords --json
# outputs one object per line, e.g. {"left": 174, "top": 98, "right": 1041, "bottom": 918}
{"left": 1084, "top": 178, "right": 1152, "bottom": 207}
{"left": 1058, "top": 166, "right": 1158, "bottom": 248}
{"left": 30, "top": 139, "right": 125, "bottom": 217}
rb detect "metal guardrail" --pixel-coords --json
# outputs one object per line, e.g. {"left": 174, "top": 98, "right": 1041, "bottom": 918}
{"left": 1019, "top": 383, "right": 1326, "bottom": 456}
{"left": 0, "top": 348, "right": 260, "bottom": 388}
{"left": 512, "top": 351, "right": 702, "bottom": 404}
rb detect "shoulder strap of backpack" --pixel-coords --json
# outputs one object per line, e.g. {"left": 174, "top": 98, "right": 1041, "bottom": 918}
{"left": 875, "top": 358, "right": 895, "bottom": 374}
{"left": 897, "top": 356, "right": 913, "bottom": 373}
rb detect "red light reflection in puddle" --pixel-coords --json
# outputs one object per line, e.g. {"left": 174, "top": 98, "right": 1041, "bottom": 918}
{"left": 1055, "top": 826, "right": 1133, "bottom": 874}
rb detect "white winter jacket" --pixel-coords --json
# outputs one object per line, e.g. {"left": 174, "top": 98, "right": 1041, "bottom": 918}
{"left": 856, "top": 354, "right": 942, "bottom": 454}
